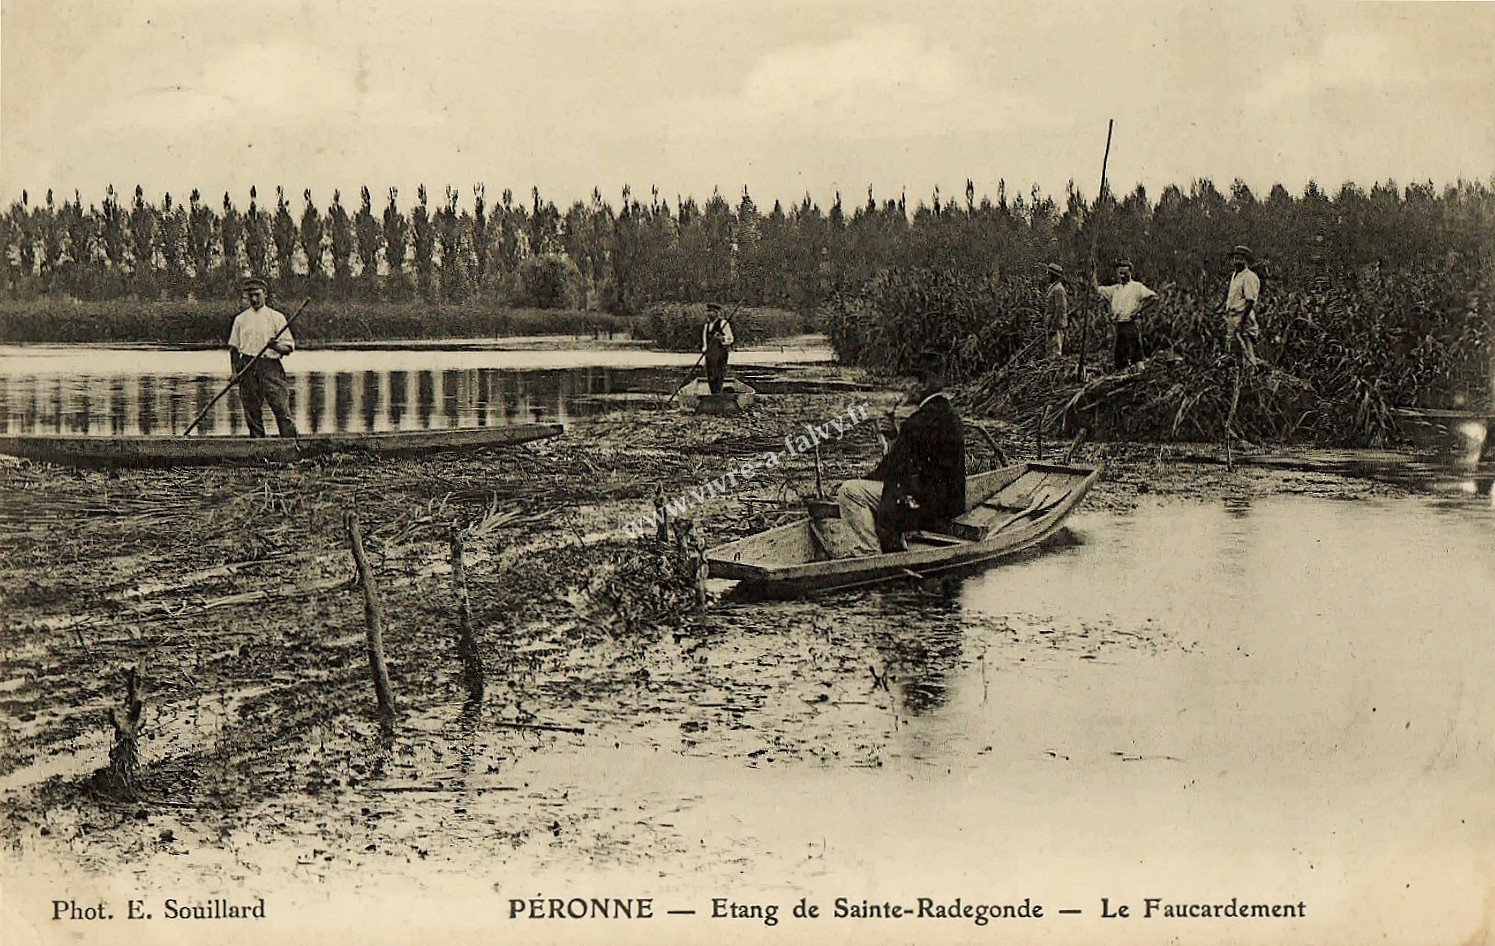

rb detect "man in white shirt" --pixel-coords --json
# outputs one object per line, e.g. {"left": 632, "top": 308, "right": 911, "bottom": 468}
{"left": 1092, "top": 259, "right": 1159, "bottom": 369}
{"left": 701, "top": 303, "right": 735, "bottom": 395}
{"left": 227, "top": 276, "right": 298, "bottom": 437}
{"left": 1222, "top": 245, "right": 1262, "bottom": 365}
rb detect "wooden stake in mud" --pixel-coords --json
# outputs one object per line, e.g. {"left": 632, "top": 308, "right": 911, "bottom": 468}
{"left": 98, "top": 666, "right": 145, "bottom": 799}
{"left": 672, "top": 519, "right": 710, "bottom": 611}
{"left": 1225, "top": 359, "right": 1244, "bottom": 471}
{"left": 1064, "top": 427, "right": 1091, "bottom": 464}
{"left": 345, "top": 510, "right": 396, "bottom": 721}
{"left": 449, "top": 529, "right": 485, "bottom": 704}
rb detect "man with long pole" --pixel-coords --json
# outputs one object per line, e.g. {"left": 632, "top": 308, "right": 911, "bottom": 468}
{"left": 702, "top": 302, "right": 735, "bottom": 395}
{"left": 225, "top": 276, "right": 299, "bottom": 437}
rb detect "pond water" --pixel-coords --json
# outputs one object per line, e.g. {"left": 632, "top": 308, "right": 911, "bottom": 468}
{"left": 260, "top": 487, "right": 1491, "bottom": 943}
{"left": 483, "top": 491, "right": 1495, "bottom": 932}
{"left": 0, "top": 342, "right": 831, "bottom": 436}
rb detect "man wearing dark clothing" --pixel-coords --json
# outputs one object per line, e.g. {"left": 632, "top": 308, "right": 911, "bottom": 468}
{"left": 702, "top": 303, "right": 735, "bottom": 395}
{"left": 830, "top": 352, "right": 966, "bottom": 556}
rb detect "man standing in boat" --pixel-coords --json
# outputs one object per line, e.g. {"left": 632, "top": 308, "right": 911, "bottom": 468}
{"left": 228, "top": 276, "right": 299, "bottom": 438}
{"left": 830, "top": 349, "right": 966, "bottom": 557}
{"left": 702, "top": 303, "right": 735, "bottom": 395}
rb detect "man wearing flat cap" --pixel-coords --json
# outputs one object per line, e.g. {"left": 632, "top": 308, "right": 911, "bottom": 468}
{"left": 1222, "top": 245, "right": 1262, "bottom": 365}
{"left": 1044, "top": 262, "right": 1069, "bottom": 358}
{"left": 227, "top": 276, "right": 298, "bottom": 437}
{"left": 827, "top": 348, "right": 966, "bottom": 557}
{"left": 701, "top": 302, "right": 735, "bottom": 395}
{"left": 1092, "top": 259, "right": 1158, "bottom": 369}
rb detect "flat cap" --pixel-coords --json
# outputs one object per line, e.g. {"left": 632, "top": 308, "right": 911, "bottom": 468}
{"left": 241, "top": 276, "right": 268, "bottom": 292}
{"left": 1046, "top": 262, "right": 1064, "bottom": 276}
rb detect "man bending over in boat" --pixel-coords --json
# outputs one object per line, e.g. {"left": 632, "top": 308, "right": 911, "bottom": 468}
{"left": 228, "top": 276, "right": 299, "bottom": 438}
{"left": 827, "top": 349, "right": 966, "bottom": 557}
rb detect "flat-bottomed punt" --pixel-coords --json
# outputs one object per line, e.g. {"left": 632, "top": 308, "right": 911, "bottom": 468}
{"left": 0, "top": 423, "right": 564, "bottom": 468}
{"left": 677, "top": 378, "right": 756, "bottom": 414}
{"left": 707, "top": 461, "right": 1102, "bottom": 596}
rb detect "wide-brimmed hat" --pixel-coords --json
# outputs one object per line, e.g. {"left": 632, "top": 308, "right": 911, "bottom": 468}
{"left": 241, "top": 276, "right": 268, "bottom": 292}
{"left": 911, "top": 347, "right": 945, "bottom": 377}
{"left": 1230, "top": 245, "right": 1255, "bottom": 262}
{"left": 1046, "top": 262, "right": 1064, "bottom": 276}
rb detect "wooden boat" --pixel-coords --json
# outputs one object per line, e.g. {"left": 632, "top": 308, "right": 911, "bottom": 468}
{"left": 0, "top": 423, "right": 564, "bottom": 468}
{"left": 677, "top": 378, "right": 757, "bottom": 414}
{"left": 706, "top": 460, "right": 1102, "bottom": 596}
{"left": 1394, "top": 407, "right": 1495, "bottom": 421}
{"left": 734, "top": 370, "right": 873, "bottom": 395}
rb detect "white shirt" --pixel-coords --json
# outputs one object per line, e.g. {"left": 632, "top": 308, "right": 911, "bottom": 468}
{"left": 228, "top": 305, "right": 295, "bottom": 359}
{"left": 702, "top": 318, "right": 735, "bottom": 352}
{"left": 1097, "top": 280, "right": 1157, "bottom": 322}
{"left": 1225, "top": 268, "right": 1261, "bottom": 314}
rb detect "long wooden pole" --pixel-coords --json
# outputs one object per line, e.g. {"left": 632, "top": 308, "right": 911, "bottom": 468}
{"left": 664, "top": 350, "right": 707, "bottom": 405}
{"left": 1077, "top": 120, "right": 1114, "bottom": 381}
{"left": 183, "top": 296, "right": 311, "bottom": 436}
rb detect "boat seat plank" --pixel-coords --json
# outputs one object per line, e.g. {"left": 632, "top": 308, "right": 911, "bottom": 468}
{"left": 905, "top": 530, "right": 967, "bottom": 547}
{"left": 996, "top": 472, "right": 1056, "bottom": 509}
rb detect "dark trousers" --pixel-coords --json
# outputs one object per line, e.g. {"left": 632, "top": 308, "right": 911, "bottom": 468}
{"left": 1113, "top": 321, "right": 1144, "bottom": 370}
{"left": 238, "top": 358, "right": 298, "bottom": 437}
{"left": 705, "top": 347, "right": 728, "bottom": 395}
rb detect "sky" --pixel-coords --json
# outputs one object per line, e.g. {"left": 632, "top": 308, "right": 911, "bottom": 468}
{"left": 3, "top": 0, "right": 1493, "bottom": 212}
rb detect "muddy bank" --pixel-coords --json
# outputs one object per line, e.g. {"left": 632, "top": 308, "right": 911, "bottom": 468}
{"left": 1, "top": 370, "right": 1483, "bottom": 943}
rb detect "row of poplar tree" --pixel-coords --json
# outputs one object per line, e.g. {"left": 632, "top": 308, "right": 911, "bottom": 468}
{"left": 2, "top": 177, "right": 1491, "bottom": 311}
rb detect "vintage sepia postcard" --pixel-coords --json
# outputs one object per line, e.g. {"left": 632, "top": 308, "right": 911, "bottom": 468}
{"left": 2, "top": 2, "right": 1492, "bottom": 944}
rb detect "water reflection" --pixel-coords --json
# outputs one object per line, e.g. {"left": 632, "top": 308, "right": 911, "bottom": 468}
{"left": 862, "top": 592, "right": 968, "bottom": 717}
{"left": 0, "top": 365, "right": 683, "bottom": 436}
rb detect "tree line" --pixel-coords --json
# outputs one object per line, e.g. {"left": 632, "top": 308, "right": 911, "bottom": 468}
{"left": 2, "top": 177, "right": 1491, "bottom": 313}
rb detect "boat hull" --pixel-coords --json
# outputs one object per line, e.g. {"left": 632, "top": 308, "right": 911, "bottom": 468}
{"left": 0, "top": 423, "right": 564, "bottom": 468}
{"left": 677, "top": 379, "right": 756, "bottom": 413}
{"left": 706, "top": 462, "right": 1102, "bottom": 596}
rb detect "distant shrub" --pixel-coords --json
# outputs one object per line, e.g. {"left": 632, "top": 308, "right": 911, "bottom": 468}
{"left": 638, "top": 303, "right": 811, "bottom": 351}
{"left": 512, "top": 254, "right": 584, "bottom": 309}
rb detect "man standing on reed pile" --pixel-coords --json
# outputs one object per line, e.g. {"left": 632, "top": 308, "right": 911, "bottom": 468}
{"left": 228, "top": 276, "right": 298, "bottom": 437}
{"left": 702, "top": 302, "right": 735, "bottom": 395}
{"left": 1092, "top": 259, "right": 1158, "bottom": 370}
{"left": 1222, "top": 245, "right": 1262, "bottom": 366}
{"left": 826, "top": 349, "right": 966, "bottom": 557}
{"left": 1045, "top": 262, "right": 1070, "bottom": 357}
